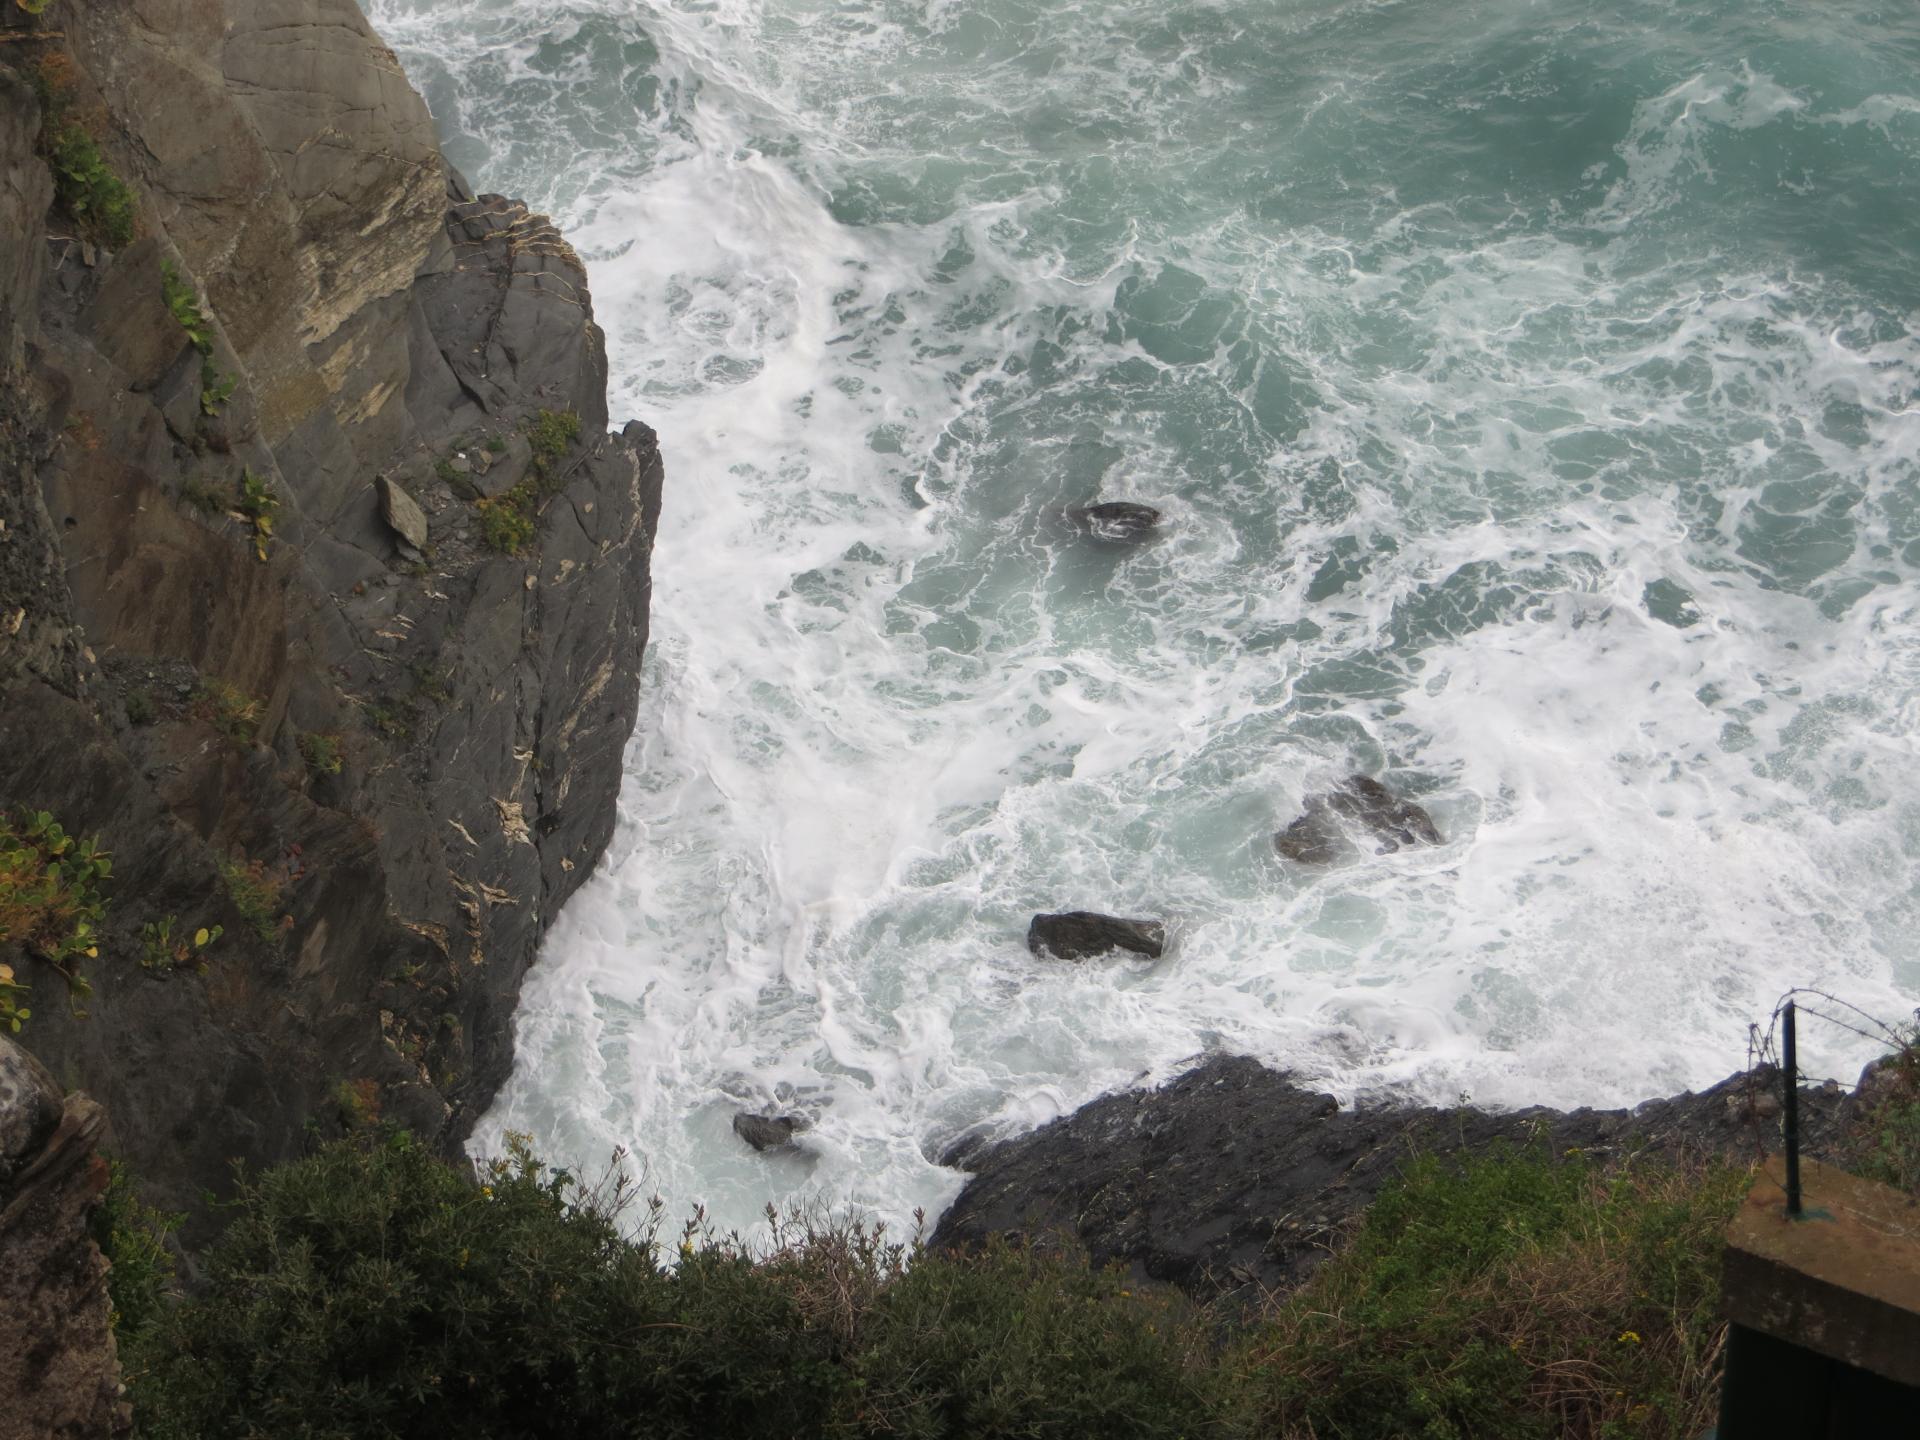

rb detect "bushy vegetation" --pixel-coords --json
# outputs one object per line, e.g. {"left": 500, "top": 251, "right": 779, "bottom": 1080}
{"left": 114, "top": 1125, "right": 1766, "bottom": 1440}
{"left": 298, "top": 731, "right": 344, "bottom": 779}
{"left": 0, "top": 809, "right": 110, "bottom": 1029}
{"left": 92, "top": 1161, "right": 182, "bottom": 1344}
{"left": 220, "top": 856, "right": 290, "bottom": 945}
{"left": 1845, "top": 1023, "right": 1920, "bottom": 1196}
{"left": 476, "top": 483, "right": 538, "bottom": 553}
{"left": 1230, "top": 1145, "right": 1748, "bottom": 1440}
{"left": 126, "top": 1131, "right": 1219, "bottom": 1440}
{"left": 160, "top": 261, "right": 214, "bottom": 355}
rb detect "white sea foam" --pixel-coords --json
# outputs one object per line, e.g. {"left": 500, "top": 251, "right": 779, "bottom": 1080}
{"left": 368, "top": 0, "right": 1920, "bottom": 1238}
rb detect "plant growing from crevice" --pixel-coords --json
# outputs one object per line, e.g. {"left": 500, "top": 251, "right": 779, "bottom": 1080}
{"left": 297, "top": 731, "right": 343, "bottom": 779}
{"left": 32, "top": 54, "right": 138, "bottom": 250}
{"left": 220, "top": 857, "right": 291, "bottom": 945}
{"left": 524, "top": 407, "right": 581, "bottom": 482}
{"left": 0, "top": 962, "right": 27, "bottom": 1033}
{"left": 194, "top": 679, "right": 261, "bottom": 742}
{"left": 476, "top": 483, "right": 538, "bottom": 553}
{"left": 124, "top": 687, "right": 155, "bottom": 726}
{"left": 199, "top": 362, "right": 237, "bottom": 416}
{"left": 362, "top": 697, "right": 413, "bottom": 742}
{"left": 237, "top": 468, "right": 277, "bottom": 560}
{"left": 140, "top": 915, "right": 222, "bottom": 974}
{"left": 468, "top": 410, "right": 584, "bottom": 554}
{"left": 160, "top": 261, "right": 213, "bottom": 356}
{"left": 0, "top": 809, "right": 110, "bottom": 1022}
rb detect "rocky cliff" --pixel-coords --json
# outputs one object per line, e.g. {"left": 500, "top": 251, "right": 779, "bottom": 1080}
{"left": 0, "top": 0, "right": 660, "bottom": 1225}
{"left": 0, "top": 1036, "right": 126, "bottom": 1439}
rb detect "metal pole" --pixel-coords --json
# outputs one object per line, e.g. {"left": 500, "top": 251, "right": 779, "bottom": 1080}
{"left": 1783, "top": 1001, "right": 1801, "bottom": 1218}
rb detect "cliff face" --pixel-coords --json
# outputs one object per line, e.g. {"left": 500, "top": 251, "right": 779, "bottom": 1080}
{"left": 0, "top": 1036, "right": 127, "bottom": 1440}
{"left": 0, "top": 0, "right": 661, "bottom": 1221}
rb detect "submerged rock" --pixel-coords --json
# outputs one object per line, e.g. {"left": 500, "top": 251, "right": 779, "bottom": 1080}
{"left": 1027, "top": 911, "right": 1166, "bottom": 961}
{"left": 1276, "top": 774, "right": 1440, "bottom": 863}
{"left": 1066, "top": 501, "right": 1162, "bottom": 543}
{"left": 733, "top": 1112, "right": 809, "bottom": 1152}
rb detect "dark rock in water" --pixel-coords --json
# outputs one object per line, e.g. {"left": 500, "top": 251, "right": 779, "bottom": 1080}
{"left": 1066, "top": 501, "right": 1162, "bottom": 543}
{"left": 733, "top": 1112, "right": 808, "bottom": 1152}
{"left": 1028, "top": 911, "right": 1166, "bottom": 960}
{"left": 931, "top": 1056, "right": 1849, "bottom": 1300}
{"left": 1327, "top": 774, "right": 1440, "bottom": 849}
{"left": 1276, "top": 775, "right": 1440, "bottom": 863}
{"left": 1272, "top": 800, "right": 1346, "bottom": 865}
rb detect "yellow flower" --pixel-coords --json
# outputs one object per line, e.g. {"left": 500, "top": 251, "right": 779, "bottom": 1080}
{"left": 480, "top": 1185, "right": 493, "bottom": 1198}
{"left": 1617, "top": 1330, "right": 1641, "bottom": 1345}
{"left": 84, "top": 946, "right": 98, "bottom": 958}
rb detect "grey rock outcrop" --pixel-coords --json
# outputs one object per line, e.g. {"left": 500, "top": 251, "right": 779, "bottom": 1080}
{"left": 932, "top": 1056, "right": 1845, "bottom": 1299}
{"left": 0, "top": 1036, "right": 128, "bottom": 1439}
{"left": 733, "top": 1112, "right": 809, "bottom": 1152}
{"left": 376, "top": 476, "right": 429, "bottom": 549}
{"left": 1027, "top": 911, "right": 1166, "bottom": 961}
{"left": 0, "top": 1, "right": 660, "bottom": 1224}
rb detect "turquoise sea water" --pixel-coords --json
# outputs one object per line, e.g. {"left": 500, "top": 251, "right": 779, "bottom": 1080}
{"left": 369, "top": 0, "right": 1920, "bottom": 1236}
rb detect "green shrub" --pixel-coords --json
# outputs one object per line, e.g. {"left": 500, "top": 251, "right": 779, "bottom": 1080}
{"left": 124, "top": 687, "right": 155, "bottom": 726}
{"left": 476, "top": 482, "right": 538, "bottom": 554}
{"left": 525, "top": 407, "right": 582, "bottom": 484}
{"left": 129, "top": 1132, "right": 1221, "bottom": 1440}
{"left": 47, "top": 122, "right": 137, "bottom": 250}
{"left": 298, "top": 731, "right": 343, "bottom": 779}
{"left": 90, "top": 1161, "right": 182, "bottom": 1343}
{"left": 1231, "top": 1145, "right": 1748, "bottom": 1440}
{"left": 848, "top": 1238, "right": 1216, "bottom": 1439}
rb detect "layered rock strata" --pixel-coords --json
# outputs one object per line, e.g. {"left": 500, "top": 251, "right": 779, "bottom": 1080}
{"left": 0, "top": 0, "right": 660, "bottom": 1223}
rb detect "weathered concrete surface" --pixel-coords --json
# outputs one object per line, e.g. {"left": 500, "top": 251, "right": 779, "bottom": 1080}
{"left": 1722, "top": 1154, "right": 1920, "bottom": 1387}
{"left": 0, "top": 1036, "right": 128, "bottom": 1440}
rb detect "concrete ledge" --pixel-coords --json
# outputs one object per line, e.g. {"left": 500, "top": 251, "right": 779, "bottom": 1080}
{"left": 1721, "top": 1155, "right": 1920, "bottom": 1388}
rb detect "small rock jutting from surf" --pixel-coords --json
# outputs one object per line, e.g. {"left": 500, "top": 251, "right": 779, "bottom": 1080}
{"left": 1274, "top": 774, "right": 1441, "bottom": 865}
{"left": 1066, "top": 501, "right": 1162, "bottom": 543}
{"left": 732, "top": 1112, "right": 809, "bottom": 1152}
{"left": 1027, "top": 911, "right": 1167, "bottom": 960}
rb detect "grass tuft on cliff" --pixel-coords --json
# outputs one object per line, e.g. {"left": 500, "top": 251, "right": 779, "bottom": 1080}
{"left": 31, "top": 53, "right": 138, "bottom": 250}
{"left": 1230, "top": 1144, "right": 1747, "bottom": 1440}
